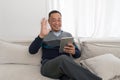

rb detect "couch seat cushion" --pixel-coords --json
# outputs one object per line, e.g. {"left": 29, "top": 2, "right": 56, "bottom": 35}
{"left": 0, "top": 64, "right": 57, "bottom": 80}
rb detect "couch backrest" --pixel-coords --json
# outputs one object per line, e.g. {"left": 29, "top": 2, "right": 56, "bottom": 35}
{"left": 1, "top": 38, "right": 120, "bottom": 65}
{"left": 79, "top": 38, "right": 120, "bottom": 60}
{"left": 0, "top": 40, "right": 41, "bottom": 66}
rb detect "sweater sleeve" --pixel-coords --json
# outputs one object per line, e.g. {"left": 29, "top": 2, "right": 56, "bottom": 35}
{"left": 29, "top": 36, "right": 43, "bottom": 54}
{"left": 66, "top": 33, "right": 81, "bottom": 58}
{"left": 72, "top": 42, "right": 81, "bottom": 58}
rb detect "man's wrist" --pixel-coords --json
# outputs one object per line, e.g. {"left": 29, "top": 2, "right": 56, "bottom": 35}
{"left": 39, "top": 34, "right": 44, "bottom": 38}
{"left": 71, "top": 51, "right": 75, "bottom": 55}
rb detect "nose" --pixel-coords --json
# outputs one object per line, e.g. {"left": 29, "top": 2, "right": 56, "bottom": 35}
{"left": 55, "top": 21, "right": 59, "bottom": 25}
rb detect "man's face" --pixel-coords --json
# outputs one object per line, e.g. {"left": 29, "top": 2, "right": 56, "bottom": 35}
{"left": 48, "top": 13, "right": 62, "bottom": 32}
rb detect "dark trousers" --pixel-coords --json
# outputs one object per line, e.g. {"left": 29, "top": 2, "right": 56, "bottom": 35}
{"left": 41, "top": 55, "right": 102, "bottom": 80}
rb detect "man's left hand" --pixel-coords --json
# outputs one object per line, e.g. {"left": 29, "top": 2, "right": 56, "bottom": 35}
{"left": 64, "top": 43, "right": 75, "bottom": 55}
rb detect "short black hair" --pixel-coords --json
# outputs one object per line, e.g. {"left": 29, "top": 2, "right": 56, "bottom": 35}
{"left": 49, "top": 10, "right": 62, "bottom": 18}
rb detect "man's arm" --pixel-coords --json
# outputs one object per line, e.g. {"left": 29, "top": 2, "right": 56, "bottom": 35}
{"left": 29, "top": 18, "right": 51, "bottom": 54}
{"left": 29, "top": 36, "right": 43, "bottom": 54}
{"left": 72, "top": 42, "right": 81, "bottom": 58}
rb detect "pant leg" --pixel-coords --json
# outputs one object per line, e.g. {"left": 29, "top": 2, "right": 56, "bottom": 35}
{"left": 41, "top": 55, "right": 102, "bottom": 80}
{"left": 41, "top": 55, "right": 66, "bottom": 79}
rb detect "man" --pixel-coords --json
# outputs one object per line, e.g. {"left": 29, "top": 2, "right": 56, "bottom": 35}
{"left": 29, "top": 10, "right": 102, "bottom": 80}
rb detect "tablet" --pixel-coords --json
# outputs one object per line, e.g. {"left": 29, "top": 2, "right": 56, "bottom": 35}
{"left": 59, "top": 37, "right": 73, "bottom": 53}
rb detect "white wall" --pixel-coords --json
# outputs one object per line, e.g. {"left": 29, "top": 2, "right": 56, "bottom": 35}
{"left": 0, "top": 0, "right": 47, "bottom": 42}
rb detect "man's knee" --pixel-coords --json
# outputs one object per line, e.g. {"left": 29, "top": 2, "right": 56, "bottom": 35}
{"left": 57, "top": 55, "right": 73, "bottom": 63}
{"left": 59, "top": 55, "right": 68, "bottom": 58}
{"left": 58, "top": 55, "right": 70, "bottom": 60}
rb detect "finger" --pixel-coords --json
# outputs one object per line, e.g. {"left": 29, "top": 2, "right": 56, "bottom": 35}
{"left": 41, "top": 18, "right": 47, "bottom": 26}
{"left": 65, "top": 46, "right": 75, "bottom": 51}
{"left": 41, "top": 18, "right": 45, "bottom": 24}
{"left": 64, "top": 49, "right": 69, "bottom": 53}
{"left": 64, "top": 46, "right": 73, "bottom": 50}
{"left": 67, "top": 43, "right": 74, "bottom": 47}
{"left": 64, "top": 46, "right": 69, "bottom": 49}
{"left": 64, "top": 49, "right": 73, "bottom": 54}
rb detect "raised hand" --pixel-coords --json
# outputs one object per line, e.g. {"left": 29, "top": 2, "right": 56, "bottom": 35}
{"left": 39, "top": 18, "right": 51, "bottom": 38}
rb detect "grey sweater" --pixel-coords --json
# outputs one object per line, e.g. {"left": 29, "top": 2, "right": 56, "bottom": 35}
{"left": 29, "top": 30, "right": 81, "bottom": 64}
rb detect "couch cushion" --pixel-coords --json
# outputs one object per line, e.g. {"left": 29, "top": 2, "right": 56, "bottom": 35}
{"left": 0, "top": 64, "right": 56, "bottom": 80}
{"left": 0, "top": 40, "right": 41, "bottom": 65}
{"left": 80, "top": 54, "right": 120, "bottom": 80}
{"left": 79, "top": 38, "right": 120, "bottom": 60}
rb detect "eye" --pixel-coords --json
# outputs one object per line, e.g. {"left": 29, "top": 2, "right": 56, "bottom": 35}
{"left": 58, "top": 19, "right": 61, "bottom": 22}
{"left": 51, "top": 18, "right": 61, "bottom": 22}
{"left": 52, "top": 19, "right": 56, "bottom": 22}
